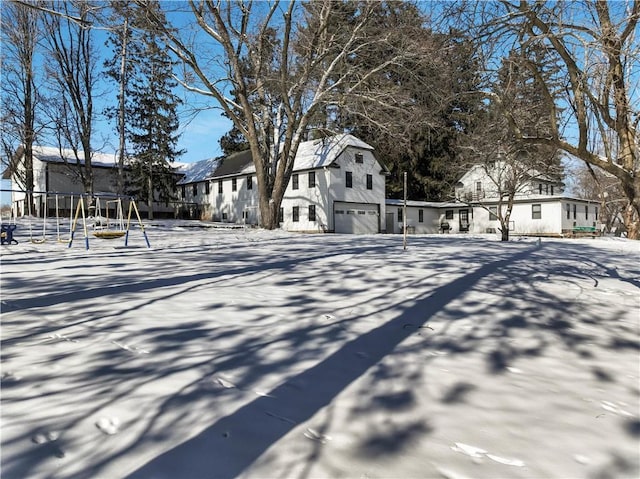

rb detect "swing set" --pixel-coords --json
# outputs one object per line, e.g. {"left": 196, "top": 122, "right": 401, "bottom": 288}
{"left": 1, "top": 189, "right": 151, "bottom": 249}
{"left": 68, "top": 195, "right": 150, "bottom": 249}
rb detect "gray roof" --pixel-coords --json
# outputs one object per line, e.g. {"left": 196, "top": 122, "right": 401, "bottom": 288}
{"left": 213, "top": 149, "right": 254, "bottom": 178}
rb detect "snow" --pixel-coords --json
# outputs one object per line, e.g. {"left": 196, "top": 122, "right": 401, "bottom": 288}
{"left": 1, "top": 220, "right": 639, "bottom": 479}
{"left": 31, "top": 146, "right": 120, "bottom": 169}
{"left": 292, "top": 134, "right": 374, "bottom": 171}
{"left": 177, "top": 158, "right": 223, "bottom": 184}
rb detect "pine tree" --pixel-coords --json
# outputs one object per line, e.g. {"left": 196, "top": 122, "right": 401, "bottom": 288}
{"left": 125, "top": 4, "right": 183, "bottom": 219}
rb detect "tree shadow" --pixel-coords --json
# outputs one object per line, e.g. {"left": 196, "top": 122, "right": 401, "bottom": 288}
{"left": 2, "top": 234, "right": 638, "bottom": 479}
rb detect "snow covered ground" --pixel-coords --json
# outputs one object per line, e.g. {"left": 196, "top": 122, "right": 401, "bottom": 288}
{"left": 1, "top": 219, "right": 639, "bottom": 479}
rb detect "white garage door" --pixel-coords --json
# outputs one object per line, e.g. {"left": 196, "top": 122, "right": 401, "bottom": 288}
{"left": 334, "top": 202, "right": 379, "bottom": 234}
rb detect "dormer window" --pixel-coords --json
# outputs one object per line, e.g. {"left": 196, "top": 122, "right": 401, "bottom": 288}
{"left": 355, "top": 153, "right": 364, "bottom": 164}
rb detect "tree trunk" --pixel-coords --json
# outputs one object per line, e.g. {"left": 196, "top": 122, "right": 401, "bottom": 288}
{"left": 623, "top": 201, "right": 640, "bottom": 239}
{"left": 147, "top": 173, "right": 154, "bottom": 220}
{"left": 500, "top": 226, "right": 509, "bottom": 242}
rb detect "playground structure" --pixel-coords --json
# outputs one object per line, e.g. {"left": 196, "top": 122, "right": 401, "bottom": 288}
{"left": 0, "top": 190, "right": 150, "bottom": 249}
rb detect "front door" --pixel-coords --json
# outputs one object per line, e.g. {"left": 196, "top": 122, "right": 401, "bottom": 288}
{"left": 459, "top": 209, "right": 469, "bottom": 232}
{"left": 385, "top": 212, "right": 395, "bottom": 234}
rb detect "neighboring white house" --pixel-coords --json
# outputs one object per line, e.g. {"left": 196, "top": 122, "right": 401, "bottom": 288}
{"left": 454, "top": 162, "right": 565, "bottom": 202}
{"left": 384, "top": 161, "right": 600, "bottom": 237}
{"left": 177, "top": 134, "right": 389, "bottom": 234}
{"left": 386, "top": 196, "right": 601, "bottom": 237}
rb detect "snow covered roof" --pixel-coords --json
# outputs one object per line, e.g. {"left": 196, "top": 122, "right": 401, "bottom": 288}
{"left": 31, "top": 146, "right": 120, "bottom": 168}
{"left": 176, "top": 134, "right": 378, "bottom": 184}
{"left": 176, "top": 157, "right": 223, "bottom": 184}
{"left": 291, "top": 134, "right": 374, "bottom": 171}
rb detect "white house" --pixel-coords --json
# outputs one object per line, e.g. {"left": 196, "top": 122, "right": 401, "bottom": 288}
{"left": 455, "top": 162, "right": 565, "bottom": 203}
{"left": 386, "top": 196, "right": 601, "bottom": 237}
{"left": 385, "top": 161, "right": 600, "bottom": 237}
{"left": 177, "top": 134, "right": 389, "bottom": 234}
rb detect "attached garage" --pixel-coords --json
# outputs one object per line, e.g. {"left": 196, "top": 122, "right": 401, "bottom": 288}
{"left": 333, "top": 202, "right": 380, "bottom": 234}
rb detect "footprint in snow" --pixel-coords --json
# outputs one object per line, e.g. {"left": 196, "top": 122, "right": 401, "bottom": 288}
{"left": 96, "top": 417, "right": 120, "bottom": 435}
{"left": 31, "top": 430, "right": 65, "bottom": 458}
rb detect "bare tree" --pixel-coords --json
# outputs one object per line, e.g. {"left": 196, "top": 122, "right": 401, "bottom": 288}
{"left": 40, "top": 0, "right": 99, "bottom": 196}
{"left": 458, "top": 49, "right": 562, "bottom": 241}
{"left": 459, "top": 106, "right": 562, "bottom": 241}
{"left": 0, "top": 0, "right": 42, "bottom": 212}
{"left": 139, "top": 0, "right": 430, "bottom": 229}
{"left": 568, "top": 162, "right": 627, "bottom": 233}
{"left": 471, "top": 0, "right": 640, "bottom": 238}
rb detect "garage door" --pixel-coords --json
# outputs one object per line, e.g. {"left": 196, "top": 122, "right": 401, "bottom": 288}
{"left": 334, "top": 202, "right": 379, "bottom": 234}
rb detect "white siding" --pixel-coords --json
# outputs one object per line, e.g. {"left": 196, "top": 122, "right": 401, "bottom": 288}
{"left": 209, "top": 176, "right": 259, "bottom": 223}
{"left": 281, "top": 146, "right": 385, "bottom": 233}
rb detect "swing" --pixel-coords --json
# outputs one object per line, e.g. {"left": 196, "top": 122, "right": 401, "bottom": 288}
{"left": 28, "top": 193, "right": 47, "bottom": 244}
{"left": 93, "top": 197, "right": 126, "bottom": 239}
{"left": 68, "top": 195, "right": 150, "bottom": 249}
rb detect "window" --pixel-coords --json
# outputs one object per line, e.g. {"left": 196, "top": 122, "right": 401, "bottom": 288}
{"left": 247, "top": 175, "right": 252, "bottom": 190}
{"left": 489, "top": 206, "right": 498, "bottom": 221}
{"left": 445, "top": 210, "right": 453, "bottom": 220}
{"left": 551, "top": 185, "right": 554, "bottom": 195}
{"left": 346, "top": 171, "right": 353, "bottom": 188}
{"left": 595, "top": 206, "right": 598, "bottom": 220}
{"left": 193, "top": 184, "right": 198, "bottom": 196}
{"left": 181, "top": 185, "right": 186, "bottom": 198}
{"left": 308, "top": 171, "right": 316, "bottom": 188}
{"left": 566, "top": 203, "right": 570, "bottom": 219}
{"left": 292, "top": 173, "right": 299, "bottom": 190}
{"left": 532, "top": 204, "right": 542, "bottom": 219}
{"left": 292, "top": 206, "right": 299, "bottom": 222}
{"left": 585, "top": 205, "right": 588, "bottom": 219}
{"left": 539, "top": 184, "right": 543, "bottom": 194}
{"left": 418, "top": 209, "right": 424, "bottom": 223}
{"left": 397, "top": 207, "right": 403, "bottom": 222}
{"left": 573, "top": 204, "right": 577, "bottom": 219}
{"left": 355, "top": 153, "right": 364, "bottom": 163}
{"left": 476, "top": 181, "right": 482, "bottom": 192}
{"left": 308, "top": 204, "right": 316, "bottom": 222}
{"left": 366, "top": 174, "right": 373, "bottom": 190}
{"left": 232, "top": 178, "right": 237, "bottom": 191}
{"left": 205, "top": 182, "right": 210, "bottom": 195}
{"left": 218, "top": 180, "right": 223, "bottom": 194}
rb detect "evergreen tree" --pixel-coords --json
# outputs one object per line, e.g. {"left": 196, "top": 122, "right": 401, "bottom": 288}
{"left": 308, "top": 3, "right": 483, "bottom": 201}
{"left": 123, "top": 3, "right": 183, "bottom": 219}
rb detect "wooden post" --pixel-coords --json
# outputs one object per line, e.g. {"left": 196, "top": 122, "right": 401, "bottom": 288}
{"left": 403, "top": 171, "right": 407, "bottom": 251}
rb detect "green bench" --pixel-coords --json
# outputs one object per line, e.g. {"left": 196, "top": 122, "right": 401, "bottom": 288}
{"left": 571, "top": 226, "right": 599, "bottom": 237}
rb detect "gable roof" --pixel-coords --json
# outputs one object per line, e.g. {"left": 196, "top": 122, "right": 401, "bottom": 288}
{"left": 292, "top": 134, "right": 375, "bottom": 170}
{"left": 458, "top": 162, "right": 562, "bottom": 185}
{"left": 2, "top": 145, "right": 124, "bottom": 180}
{"left": 213, "top": 149, "right": 254, "bottom": 178}
{"left": 30, "top": 146, "right": 120, "bottom": 168}
{"left": 177, "top": 157, "right": 223, "bottom": 184}
{"left": 176, "top": 134, "right": 381, "bottom": 184}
